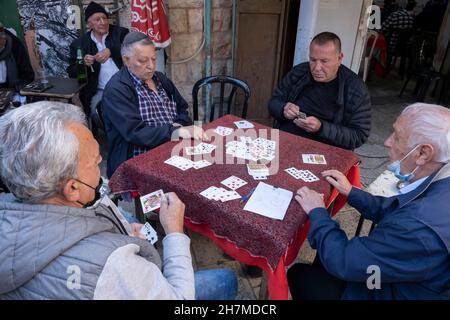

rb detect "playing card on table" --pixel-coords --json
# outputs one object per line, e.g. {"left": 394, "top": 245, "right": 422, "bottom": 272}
{"left": 140, "top": 189, "right": 164, "bottom": 213}
{"left": 220, "top": 190, "right": 242, "bottom": 202}
{"left": 140, "top": 222, "right": 158, "bottom": 245}
{"left": 193, "top": 159, "right": 212, "bottom": 169}
{"left": 250, "top": 174, "right": 268, "bottom": 180}
{"left": 214, "top": 126, "right": 234, "bottom": 136}
{"left": 196, "top": 142, "right": 217, "bottom": 154}
{"left": 185, "top": 146, "right": 202, "bottom": 155}
{"left": 302, "top": 154, "right": 327, "bottom": 165}
{"left": 298, "top": 170, "right": 320, "bottom": 182}
{"left": 221, "top": 175, "right": 247, "bottom": 190}
{"left": 234, "top": 120, "right": 254, "bottom": 129}
{"left": 284, "top": 167, "right": 302, "bottom": 180}
{"left": 200, "top": 186, "right": 220, "bottom": 200}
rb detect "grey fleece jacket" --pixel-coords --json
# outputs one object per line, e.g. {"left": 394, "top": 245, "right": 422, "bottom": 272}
{"left": 0, "top": 194, "right": 194, "bottom": 300}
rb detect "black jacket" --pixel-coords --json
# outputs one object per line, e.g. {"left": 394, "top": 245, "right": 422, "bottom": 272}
{"left": 67, "top": 25, "right": 129, "bottom": 106}
{"left": 0, "top": 29, "right": 34, "bottom": 89}
{"left": 269, "top": 62, "right": 371, "bottom": 150}
{"left": 102, "top": 67, "right": 192, "bottom": 177}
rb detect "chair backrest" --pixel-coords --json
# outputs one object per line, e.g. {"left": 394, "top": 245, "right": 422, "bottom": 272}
{"left": 363, "top": 31, "right": 379, "bottom": 82}
{"left": 93, "top": 101, "right": 105, "bottom": 132}
{"left": 192, "top": 75, "right": 251, "bottom": 122}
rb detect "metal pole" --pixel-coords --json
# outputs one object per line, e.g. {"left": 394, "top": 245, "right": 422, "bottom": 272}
{"left": 231, "top": 0, "right": 236, "bottom": 77}
{"left": 204, "top": 0, "right": 212, "bottom": 122}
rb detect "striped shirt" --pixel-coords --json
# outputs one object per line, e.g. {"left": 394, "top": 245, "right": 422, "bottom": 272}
{"left": 128, "top": 69, "right": 177, "bottom": 156}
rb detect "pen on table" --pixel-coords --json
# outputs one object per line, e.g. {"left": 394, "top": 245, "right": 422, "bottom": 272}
{"left": 240, "top": 187, "right": 256, "bottom": 204}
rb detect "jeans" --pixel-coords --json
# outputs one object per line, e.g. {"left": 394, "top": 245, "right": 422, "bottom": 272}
{"left": 194, "top": 268, "right": 238, "bottom": 300}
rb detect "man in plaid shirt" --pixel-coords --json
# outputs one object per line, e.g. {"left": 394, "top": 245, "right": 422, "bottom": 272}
{"left": 102, "top": 32, "right": 208, "bottom": 177}
{"left": 381, "top": 1, "right": 416, "bottom": 54}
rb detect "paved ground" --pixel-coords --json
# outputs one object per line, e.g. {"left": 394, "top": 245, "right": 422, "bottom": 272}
{"left": 100, "top": 70, "right": 444, "bottom": 300}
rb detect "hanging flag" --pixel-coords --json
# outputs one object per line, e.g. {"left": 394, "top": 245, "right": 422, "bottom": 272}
{"left": 131, "top": 0, "right": 171, "bottom": 48}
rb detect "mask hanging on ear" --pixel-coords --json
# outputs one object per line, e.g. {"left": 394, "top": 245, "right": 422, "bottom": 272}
{"left": 387, "top": 145, "right": 420, "bottom": 182}
{"left": 75, "top": 177, "right": 103, "bottom": 208}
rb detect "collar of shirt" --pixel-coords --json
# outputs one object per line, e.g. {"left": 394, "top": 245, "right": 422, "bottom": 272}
{"left": 398, "top": 176, "right": 429, "bottom": 194}
{"left": 127, "top": 68, "right": 146, "bottom": 87}
{"left": 90, "top": 31, "right": 108, "bottom": 50}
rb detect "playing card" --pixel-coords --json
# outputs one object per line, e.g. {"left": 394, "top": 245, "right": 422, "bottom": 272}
{"left": 251, "top": 174, "right": 268, "bottom": 180}
{"left": 196, "top": 143, "right": 217, "bottom": 154}
{"left": 185, "top": 146, "right": 202, "bottom": 155}
{"left": 140, "top": 222, "right": 158, "bottom": 245}
{"left": 193, "top": 159, "right": 212, "bottom": 169}
{"left": 200, "top": 186, "right": 220, "bottom": 200}
{"left": 285, "top": 167, "right": 302, "bottom": 180}
{"left": 297, "top": 112, "right": 307, "bottom": 119}
{"left": 214, "top": 126, "right": 234, "bottom": 136}
{"left": 302, "top": 154, "right": 327, "bottom": 165}
{"left": 164, "top": 156, "right": 194, "bottom": 171}
{"left": 140, "top": 189, "right": 164, "bottom": 214}
{"left": 247, "top": 164, "right": 269, "bottom": 176}
{"left": 221, "top": 175, "right": 247, "bottom": 190}
{"left": 298, "top": 170, "right": 320, "bottom": 182}
{"left": 234, "top": 120, "right": 254, "bottom": 129}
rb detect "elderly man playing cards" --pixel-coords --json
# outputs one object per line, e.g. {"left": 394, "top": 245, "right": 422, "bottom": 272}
{"left": 102, "top": 31, "right": 209, "bottom": 178}
{"left": 288, "top": 103, "right": 450, "bottom": 300}
{"left": 0, "top": 102, "right": 236, "bottom": 300}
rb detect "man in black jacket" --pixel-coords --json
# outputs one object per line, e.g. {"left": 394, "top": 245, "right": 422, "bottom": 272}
{"left": 269, "top": 32, "right": 371, "bottom": 150}
{"left": 102, "top": 32, "right": 208, "bottom": 177}
{"left": 0, "top": 24, "right": 34, "bottom": 90}
{"left": 67, "top": 1, "right": 128, "bottom": 116}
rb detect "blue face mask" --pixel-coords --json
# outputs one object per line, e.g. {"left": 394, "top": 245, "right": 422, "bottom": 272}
{"left": 387, "top": 145, "right": 420, "bottom": 182}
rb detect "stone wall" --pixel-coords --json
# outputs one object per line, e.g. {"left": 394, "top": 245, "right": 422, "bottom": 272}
{"left": 166, "top": 0, "right": 234, "bottom": 113}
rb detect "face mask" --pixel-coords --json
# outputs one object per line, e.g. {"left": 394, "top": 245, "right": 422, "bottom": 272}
{"left": 387, "top": 145, "right": 420, "bottom": 182}
{"left": 76, "top": 177, "right": 103, "bottom": 208}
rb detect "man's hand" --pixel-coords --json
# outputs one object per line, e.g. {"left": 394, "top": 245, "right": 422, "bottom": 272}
{"left": 322, "top": 170, "right": 352, "bottom": 196}
{"left": 175, "top": 125, "right": 210, "bottom": 141}
{"left": 130, "top": 223, "right": 147, "bottom": 240}
{"left": 159, "top": 192, "right": 185, "bottom": 234}
{"left": 293, "top": 116, "right": 322, "bottom": 133}
{"left": 84, "top": 54, "right": 95, "bottom": 66}
{"left": 283, "top": 102, "right": 300, "bottom": 120}
{"left": 95, "top": 48, "right": 111, "bottom": 64}
{"left": 294, "top": 186, "right": 325, "bottom": 215}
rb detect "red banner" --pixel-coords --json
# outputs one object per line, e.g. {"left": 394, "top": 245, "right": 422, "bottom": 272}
{"left": 131, "top": 0, "right": 171, "bottom": 48}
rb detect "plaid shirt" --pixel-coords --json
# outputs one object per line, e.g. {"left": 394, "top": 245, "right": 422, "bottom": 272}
{"left": 128, "top": 69, "right": 178, "bottom": 156}
{"left": 381, "top": 9, "right": 414, "bottom": 52}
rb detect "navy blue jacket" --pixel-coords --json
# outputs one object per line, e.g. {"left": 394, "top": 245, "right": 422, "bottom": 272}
{"left": 102, "top": 67, "right": 192, "bottom": 177}
{"left": 308, "top": 165, "right": 450, "bottom": 299}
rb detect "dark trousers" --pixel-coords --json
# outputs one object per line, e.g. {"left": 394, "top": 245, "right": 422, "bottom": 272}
{"left": 287, "top": 259, "right": 346, "bottom": 300}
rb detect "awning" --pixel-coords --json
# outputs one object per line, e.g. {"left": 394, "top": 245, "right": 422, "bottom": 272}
{"left": 131, "top": 0, "right": 171, "bottom": 48}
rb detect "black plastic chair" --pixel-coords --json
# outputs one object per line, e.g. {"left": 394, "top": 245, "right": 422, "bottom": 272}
{"left": 192, "top": 75, "right": 250, "bottom": 122}
{"left": 385, "top": 28, "right": 414, "bottom": 78}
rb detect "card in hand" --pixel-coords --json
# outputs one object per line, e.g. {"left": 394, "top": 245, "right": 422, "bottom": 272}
{"left": 140, "top": 189, "right": 164, "bottom": 214}
{"left": 140, "top": 222, "right": 158, "bottom": 245}
{"left": 221, "top": 175, "right": 247, "bottom": 190}
{"left": 302, "top": 154, "right": 327, "bottom": 165}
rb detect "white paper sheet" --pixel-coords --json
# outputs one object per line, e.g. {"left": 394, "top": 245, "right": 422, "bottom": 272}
{"left": 243, "top": 182, "right": 293, "bottom": 220}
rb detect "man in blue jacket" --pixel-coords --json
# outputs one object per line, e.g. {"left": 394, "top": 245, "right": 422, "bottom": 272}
{"left": 102, "top": 32, "right": 208, "bottom": 177}
{"left": 289, "top": 102, "right": 450, "bottom": 299}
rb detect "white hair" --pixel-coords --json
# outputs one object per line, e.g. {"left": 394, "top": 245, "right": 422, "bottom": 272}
{"left": 401, "top": 103, "right": 450, "bottom": 163}
{"left": 0, "top": 101, "right": 87, "bottom": 203}
{"left": 121, "top": 37, "right": 154, "bottom": 57}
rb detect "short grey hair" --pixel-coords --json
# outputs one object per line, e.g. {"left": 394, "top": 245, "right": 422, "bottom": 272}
{"left": 121, "top": 34, "right": 154, "bottom": 57}
{"left": 401, "top": 103, "right": 450, "bottom": 163}
{"left": 0, "top": 101, "right": 87, "bottom": 202}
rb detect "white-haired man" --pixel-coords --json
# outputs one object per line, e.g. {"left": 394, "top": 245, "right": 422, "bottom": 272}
{"left": 102, "top": 31, "right": 208, "bottom": 177}
{"left": 0, "top": 102, "right": 236, "bottom": 300}
{"left": 289, "top": 103, "right": 450, "bottom": 300}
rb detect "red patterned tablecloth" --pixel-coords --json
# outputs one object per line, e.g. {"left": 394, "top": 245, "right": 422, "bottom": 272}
{"left": 109, "top": 115, "right": 360, "bottom": 299}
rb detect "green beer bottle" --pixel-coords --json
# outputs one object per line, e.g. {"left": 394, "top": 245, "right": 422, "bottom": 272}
{"left": 76, "top": 48, "right": 87, "bottom": 83}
